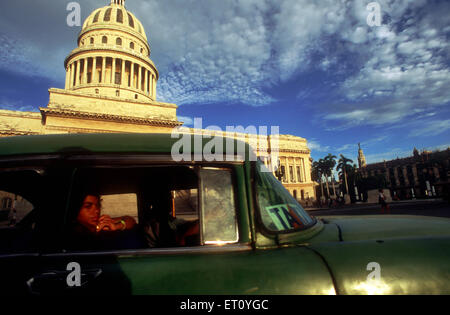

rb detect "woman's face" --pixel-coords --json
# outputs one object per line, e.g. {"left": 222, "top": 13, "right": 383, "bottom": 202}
{"left": 77, "top": 195, "right": 101, "bottom": 231}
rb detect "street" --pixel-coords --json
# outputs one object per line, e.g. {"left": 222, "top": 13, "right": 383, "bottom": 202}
{"left": 306, "top": 199, "right": 450, "bottom": 218}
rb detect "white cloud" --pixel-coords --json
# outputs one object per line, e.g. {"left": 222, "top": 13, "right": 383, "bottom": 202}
{"left": 308, "top": 139, "right": 330, "bottom": 153}
{"left": 409, "top": 119, "right": 450, "bottom": 137}
{"left": 177, "top": 115, "right": 194, "bottom": 126}
{"left": 321, "top": 0, "right": 450, "bottom": 128}
{"left": 0, "top": 97, "right": 36, "bottom": 112}
{"left": 0, "top": 0, "right": 448, "bottom": 129}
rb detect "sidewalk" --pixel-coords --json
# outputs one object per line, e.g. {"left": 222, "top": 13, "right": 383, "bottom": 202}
{"left": 305, "top": 198, "right": 444, "bottom": 211}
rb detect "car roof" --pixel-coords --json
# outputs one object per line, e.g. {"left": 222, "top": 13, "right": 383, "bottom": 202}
{"left": 0, "top": 133, "right": 255, "bottom": 160}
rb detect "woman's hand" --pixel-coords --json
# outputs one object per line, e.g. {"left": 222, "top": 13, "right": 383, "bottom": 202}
{"left": 96, "top": 215, "right": 124, "bottom": 232}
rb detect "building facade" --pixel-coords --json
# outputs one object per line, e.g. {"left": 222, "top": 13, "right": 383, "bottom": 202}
{"left": 0, "top": 0, "right": 315, "bottom": 202}
{"left": 359, "top": 147, "right": 450, "bottom": 200}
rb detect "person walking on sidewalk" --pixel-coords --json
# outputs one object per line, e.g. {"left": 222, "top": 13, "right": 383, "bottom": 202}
{"left": 379, "top": 189, "right": 390, "bottom": 214}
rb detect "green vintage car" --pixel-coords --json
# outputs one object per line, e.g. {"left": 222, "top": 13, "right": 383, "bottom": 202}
{"left": 0, "top": 133, "right": 449, "bottom": 295}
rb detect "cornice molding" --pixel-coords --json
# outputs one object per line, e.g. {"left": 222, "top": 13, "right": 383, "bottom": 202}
{"left": 40, "top": 107, "right": 183, "bottom": 128}
{"left": 48, "top": 88, "right": 177, "bottom": 109}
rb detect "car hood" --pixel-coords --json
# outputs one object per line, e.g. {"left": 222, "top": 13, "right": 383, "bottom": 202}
{"left": 318, "top": 215, "right": 450, "bottom": 242}
{"left": 306, "top": 215, "right": 450, "bottom": 294}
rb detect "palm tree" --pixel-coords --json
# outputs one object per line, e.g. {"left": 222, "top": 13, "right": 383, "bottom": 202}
{"left": 319, "top": 158, "right": 330, "bottom": 198}
{"left": 324, "top": 154, "right": 337, "bottom": 196}
{"left": 337, "top": 154, "right": 353, "bottom": 195}
{"left": 312, "top": 160, "right": 324, "bottom": 199}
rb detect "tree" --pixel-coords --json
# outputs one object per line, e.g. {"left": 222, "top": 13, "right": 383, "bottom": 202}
{"left": 324, "top": 153, "right": 337, "bottom": 196}
{"left": 312, "top": 160, "right": 324, "bottom": 199}
{"left": 337, "top": 154, "right": 353, "bottom": 195}
{"left": 319, "top": 158, "right": 330, "bottom": 198}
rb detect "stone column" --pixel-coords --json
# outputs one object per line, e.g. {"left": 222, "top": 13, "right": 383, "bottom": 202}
{"left": 149, "top": 73, "right": 152, "bottom": 97}
{"left": 68, "top": 63, "right": 72, "bottom": 88}
{"left": 293, "top": 158, "right": 298, "bottom": 183}
{"left": 138, "top": 65, "right": 142, "bottom": 90}
{"left": 101, "top": 57, "right": 106, "bottom": 84}
{"left": 83, "top": 58, "right": 88, "bottom": 84}
{"left": 65, "top": 65, "right": 70, "bottom": 89}
{"left": 111, "top": 58, "right": 116, "bottom": 85}
{"left": 393, "top": 168, "right": 400, "bottom": 186}
{"left": 285, "top": 157, "right": 290, "bottom": 183}
{"left": 144, "top": 68, "right": 148, "bottom": 94}
{"left": 302, "top": 158, "right": 307, "bottom": 182}
{"left": 121, "top": 59, "right": 126, "bottom": 86}
{"left": 75, "top": 60, "right": 81, "bottom": 86}
{"left": 68, "top": 63, "right": 73, "bottom": 88}
{"left": 402, "top": 166, "right": 409, "bottom": 186}
{"left": 130, "top": 62, "right": 134, "bottom": 88}
{"left": 92, "top": 57, "right": 97, "bottom": 83}
{"left": 152, "top": 75, "right": 156, "bottom": 98}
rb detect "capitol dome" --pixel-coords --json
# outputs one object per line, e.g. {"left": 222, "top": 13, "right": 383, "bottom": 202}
{"left": 64, "top": 0, "right": 158, "bottom": 102}
{"left": 82, "top": 0, "right": 148, "bottom": 44}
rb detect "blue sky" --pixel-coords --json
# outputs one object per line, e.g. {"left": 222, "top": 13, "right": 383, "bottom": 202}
{"left": 0, "top": 0, "right": 449, "bottom": 164}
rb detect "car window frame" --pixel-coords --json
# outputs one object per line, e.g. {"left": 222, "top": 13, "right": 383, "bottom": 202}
{"left": 57, "top": 155, "right": 250, "bottom": 256}
{"left": 0, "top": 163, "right": 74, "bottom": 256}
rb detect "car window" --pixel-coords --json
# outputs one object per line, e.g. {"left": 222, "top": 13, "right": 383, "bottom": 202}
{"left": 255, "top": 161, "right": 315, "bottom": 233}
{"left": 64, "top": 165, "right": 239, "bottom": 252}
{"left": 0, "top": 191, "right": 34, "bottom": 229}
{"left": 101, "top": 193, "right": 139, "bottom": 224}
{"left": 200, "top": 168, "right": 238, "bottom": 245}
{"left": 0, "top": 166, "right": 74, "bottom": 255}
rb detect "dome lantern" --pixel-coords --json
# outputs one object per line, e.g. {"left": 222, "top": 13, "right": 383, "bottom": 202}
{"left": 111, "top": 0, "right": 125, "bottom": 6}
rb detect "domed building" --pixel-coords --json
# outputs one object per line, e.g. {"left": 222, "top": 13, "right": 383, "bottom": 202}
{"left": 66, "top": 0, "right": 156, "bottom": 102}
{"left": 0, "top": 0, "right": 316, "bottom": 202}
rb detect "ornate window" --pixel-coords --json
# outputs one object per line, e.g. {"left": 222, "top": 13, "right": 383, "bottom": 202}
{"left": 102, "top": 36, "right": 108, "bottom": 44}
{"left": 90, "top": 37, "right": 94, "bottom": 44}
{"left": 116, "top": 37, "right": 122, "bottom": 46}
{"left": 93, "top": 10, "right": 101, "bottom": 23}
{"left": 130, "top": 42, "right": 134, "bottom": 50}
{"left": 104, "top": 8, "right": 112, "bottom": 22}
{"left": 116, "top": 9, "right": 123, "bottom": 23}
{"left": 128, "top": 13, "right": 134, "bottom": 28}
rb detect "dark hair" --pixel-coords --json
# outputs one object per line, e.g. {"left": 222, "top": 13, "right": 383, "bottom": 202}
{"left": 69, "top": 191, "right": 102, "bottom": 224}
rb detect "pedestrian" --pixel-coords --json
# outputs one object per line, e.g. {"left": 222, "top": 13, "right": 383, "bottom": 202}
{"left": 378, "top": 189, "right": 390, "bottom": 214}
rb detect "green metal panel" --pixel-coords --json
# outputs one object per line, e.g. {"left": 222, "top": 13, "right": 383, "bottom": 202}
{"left": 115, "top": 247, "right": 336, "bottom": 294}
{"left": 317, "top": 215, "right": 450, "bottom": 241}
{"left": 0, "top": 133, "right": 255, "bottom": 159}
{"left": 307, "top": 215, "right": 450, "bottom": 294}
{"left": 309, "top": 237, "right": 450, "bottom": 294}
{"left": 233, "top": 165, "right": 251, "bottom": 244}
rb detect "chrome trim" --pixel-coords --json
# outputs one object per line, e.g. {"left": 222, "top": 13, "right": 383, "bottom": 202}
{"left": 43, "top": 244, "right": 252, "bottom": 258}
{"left": 0, "top": 253, "right": 40, "bottom": 259}
{"left": 0, "top": 155, "right": 61, "bottom": 164}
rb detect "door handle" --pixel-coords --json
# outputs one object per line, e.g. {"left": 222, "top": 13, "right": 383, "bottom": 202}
{"left": 27, "top": 268, "right": 102, "bottom": 295}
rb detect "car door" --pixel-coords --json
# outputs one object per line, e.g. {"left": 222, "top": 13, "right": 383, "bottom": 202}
{"left": 29, "top": 160, "right": 335, "bottom": 295}
{"left": 0, "top": 165, "right": 72, "bottom": 295}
